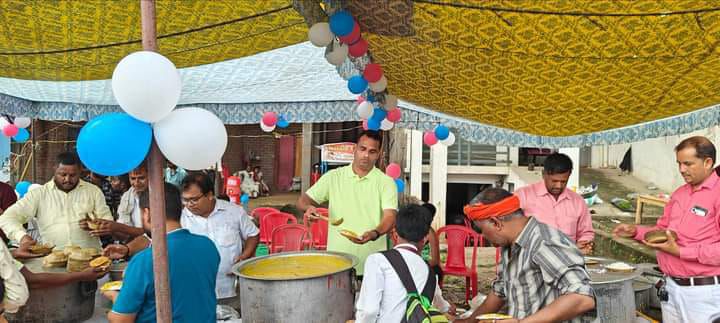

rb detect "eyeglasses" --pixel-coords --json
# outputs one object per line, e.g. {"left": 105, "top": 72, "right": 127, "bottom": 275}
{"left": 182, "top": 194, "right": 205, "bottom": 205}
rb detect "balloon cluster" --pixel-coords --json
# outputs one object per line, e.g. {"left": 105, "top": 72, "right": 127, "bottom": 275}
{"left": 308, "top": 10, "right": 402, "bottom": 131}
{"left": 15, "top": 181, "right": 42, "bottom": 198}
{"left": 424, "top": 124, "right": 456, "bottom": 147}
{"left": 78, "top": 51, "right": 228, "bottom": 176}
{"left": 385, "top": 163, "right": 405, "bottom": 193}
{"left": 259, "top": 112, "right": 289, "bottom": 132}
{"left": 0, "top": 117, "right": 31, "bottom": 143}
{"left": 309, "top": 10, "right": 368, "bottom": 67}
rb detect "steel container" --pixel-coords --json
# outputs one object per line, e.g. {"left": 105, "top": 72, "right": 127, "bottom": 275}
{"left": 233, "top": 251, "right": 357, "bottom": 323}
{"left": 6, "top": 257, "right": 96, "bottom": 323}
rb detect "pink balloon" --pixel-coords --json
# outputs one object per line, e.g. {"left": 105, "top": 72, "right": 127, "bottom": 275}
{"left": 262, "top": 112, "right": 278, "bottom": 126}
{"left": 386, "top": 108, "right": 402, "bottom": 123}
{"left": 423, "top": 131, "right": 438, "bottom": 146}
{"left": 356, "top": 96, "right": 366, "bottom": 104}
{"left": 3, "top": 124, "right": 18, "bottom": 137}
{"left": 362, "top": 119, "right": 368, "bottom": 130}
{"left": 385, "top": 163, "right": 401, "bottom": 179}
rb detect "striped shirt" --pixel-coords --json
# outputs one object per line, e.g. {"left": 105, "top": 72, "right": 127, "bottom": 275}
{"left": 492, "top": 217, "right": 595, "bottom": 322}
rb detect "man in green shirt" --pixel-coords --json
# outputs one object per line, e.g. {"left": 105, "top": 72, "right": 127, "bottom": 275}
{"left": 297, "top": 130, "right": 398, "bottom": 275}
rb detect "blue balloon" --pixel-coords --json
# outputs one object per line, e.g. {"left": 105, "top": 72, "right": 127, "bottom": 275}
{"left": 434, "top": 125, "right": 450, "bottom": 140}
{"left": 329, "top": 10, "right": 355, "bottom": 36}
{"left": 370, "top": 108, "right": 387, "bottom": 121}
{"left": 12, "top": 128, "right": 30, "bottom": 143}
{"left": 277, "top": 116, "right": 289, "bottom": 129}
{"left": 15, "top": 181, "right": 31, "bottom": 198}
{"left": 240, "top": 194, "right": 250, "bottom": 205}
{"left": 366, "top": 94, "right": 375, "bottom": 102}
{"left": 367, "top": 118, "right": 381, "bottom": 131}
{"left": 348, "top": 76, "right": 368, "bottom": 94}
{"left": 77, "top": 113, "right": 152, "bottom": 176}
{"left": 394, "top": 179, "right": 405, "bottom": 193}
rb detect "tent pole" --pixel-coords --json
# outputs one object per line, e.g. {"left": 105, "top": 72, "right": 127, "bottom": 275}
{"left": 140, "top": 1, "right": 172, "bottom": 322}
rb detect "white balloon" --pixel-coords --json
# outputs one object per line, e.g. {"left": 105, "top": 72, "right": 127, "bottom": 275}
{"left": 369, "top": 75, "right": 387, "bottom": 92}
{"left": 325, "top": 43, "right": 349, "bottom": 66}
{"left": 308, "top": 22, "right": 334, "bottom": 47}
{"left": 380, "top": 119, "right": 394, "bottom": 131}
{"left": 153, "top": 108, "right": 227, "bottom": 170}
{"left": 260, "top": 121, "right": 276, "bottom": 132}
{"left": 440, "top": 132, "right": 456, "bottom": 146}
{"left": 112, "top": 51, "right": 181, "bottom": 123}
{"left": 13, "top": 117, "right": 31, "bottom": 128}
{"left": 356, "top": 101, "right": 373, "bottom": 119}
{"left": 28, "top": 183, "right": 42, "bottom": 191}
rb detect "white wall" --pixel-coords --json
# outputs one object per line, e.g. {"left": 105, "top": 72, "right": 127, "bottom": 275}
{"left": 590, "top": 126, "right": 720, "bottom": 193}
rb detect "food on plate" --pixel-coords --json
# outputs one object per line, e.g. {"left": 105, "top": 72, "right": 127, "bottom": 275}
{"left": 63, "top": 245, "right": 81, "bottom": 256}
{"left": 101, "top": 281, "right": 123, "bottom": 291}
{"left": 605, "top": 262, "right": 635, "bottom": 273}
{"left": 29, "top": 243, "right": 54, "bottom": 255}
{"left": 644, "top": 230, "right": 677, "bottom": 244}
{"left": 90, "top": 256, "right": 111, "bottom": 270}
{"left": 87, "top": 220, "right": 101, "bottom": 230}
{"left": 42, "top": 251, "right": 68, "bottom": 268}
{"left": 584, "top": 258, "right": 599, "bottom": 265}
{"left": 477, "top": 313, "right": 513, "bottom": 320}
{"left": 339, "top": 229, "right": 359, "bottom": 240}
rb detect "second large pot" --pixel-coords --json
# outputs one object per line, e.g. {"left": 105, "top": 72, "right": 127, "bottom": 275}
{"left": 233, "top": 251, "right": 358, "bottom": 323}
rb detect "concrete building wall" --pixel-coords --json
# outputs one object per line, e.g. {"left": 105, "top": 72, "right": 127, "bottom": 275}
{"left": 590, "top": 126, "right": 720, "bottom": 193}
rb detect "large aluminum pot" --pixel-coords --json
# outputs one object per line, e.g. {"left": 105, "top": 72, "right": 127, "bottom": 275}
{"left": 233, "top": 251, "right": 358, "bottom": 323}
{"left": 6, "top": 257, "right": 96, "bottom": 323}
{"left": 587, "top": 257, "right": 642, "bottom": 323}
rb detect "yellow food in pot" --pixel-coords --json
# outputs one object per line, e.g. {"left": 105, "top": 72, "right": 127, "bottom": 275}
{"left": 239, "top": 255, "right": 352, "bottom": 279}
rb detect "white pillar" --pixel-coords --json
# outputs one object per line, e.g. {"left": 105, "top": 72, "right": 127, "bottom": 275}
{"left": 559, "top": 147, "right": 580, "bottom": 191}
{"left": 409, "top": 130, "right": 423, "bottom": 198}
{"left": 301, "top": 123, "right": 313, "bottom": 192}
{"left": 509, "top": 147, "right": 519, "bottom": 167}
{"left": 429, "top": 142, "right": 448, "bottom": 230}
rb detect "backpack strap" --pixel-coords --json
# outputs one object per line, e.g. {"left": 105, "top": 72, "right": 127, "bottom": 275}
{"left": 421, "top": 264, "right": 436, "bottom": 301}
{"left": 382, "top": 249, "right": 436, "bottom": 308}
{"left": 382, "top": 249, "right": 419, "bottom": 294}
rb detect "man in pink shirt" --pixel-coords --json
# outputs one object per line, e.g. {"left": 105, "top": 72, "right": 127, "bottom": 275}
{"left": 614, "top": 136, "right": 720, "bottom": 323}
{"left": 515, "top": 153, "right": 594, "bottom": 254}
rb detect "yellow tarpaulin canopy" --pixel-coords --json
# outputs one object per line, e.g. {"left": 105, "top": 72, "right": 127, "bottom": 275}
{"left": 0, "top": 0, "right": 307, "bottom": 81}
{"left": 348, "top": 1, "right": 720, "bottom": 136}
{"left": 0, "top": 0, "right": 719, "bottom": 137}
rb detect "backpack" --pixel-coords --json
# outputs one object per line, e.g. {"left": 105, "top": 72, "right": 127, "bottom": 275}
{"left": 382, "top": 249, "right": 450, "bottom": 323}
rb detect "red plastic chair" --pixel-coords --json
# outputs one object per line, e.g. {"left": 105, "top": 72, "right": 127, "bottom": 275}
{"left": 303, "top": 209, "right": 328, "bottom": 250}
{"left": 437, "top": 225, "right": 481, "bottom": 304}
{"left": 251, "top": 207, "right": 279, "bottom": 222}
{"left": 270, "top": 224, "right": 311, "bottom": 253}
{"left": 261, "top": 211, "right": 297, "bottom": 248}
{"left": 252, "top": 207, "right": 281, "bottom": 244}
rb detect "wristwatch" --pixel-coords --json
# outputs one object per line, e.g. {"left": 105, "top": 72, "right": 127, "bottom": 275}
{"left": 370, "top": 230, "right": 381, "bottom": 241}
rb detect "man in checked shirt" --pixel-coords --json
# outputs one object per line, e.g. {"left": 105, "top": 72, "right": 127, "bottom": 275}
{"left": 456, "top": 188, "right": 595, "bottom": 323}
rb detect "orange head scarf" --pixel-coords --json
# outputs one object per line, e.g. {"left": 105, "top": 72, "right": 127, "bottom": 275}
{"left": 463, "top": 195, "right": 521, "bottom": 221}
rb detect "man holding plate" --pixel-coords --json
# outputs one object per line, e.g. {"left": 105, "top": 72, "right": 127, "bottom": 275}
{"left": 297, "top": 130, "right": 398, "bottom": 278}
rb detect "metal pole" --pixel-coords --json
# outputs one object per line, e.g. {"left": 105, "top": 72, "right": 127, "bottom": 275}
{"left": 140, "top": 1, "right": 172, "bottom": 322}
{"left": 31, "top": 119, "right": 36, "bottom": 183}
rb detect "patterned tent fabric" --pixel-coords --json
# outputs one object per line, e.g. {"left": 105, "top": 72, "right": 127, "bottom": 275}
{"left": 0, "top": 0, "right": 307, "bottom": 81}
{"left": 347, "top": 0, "right": 720, "bottom": 136}
{"left": 0, "top": 0, "right": 719, "bottom": 141}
